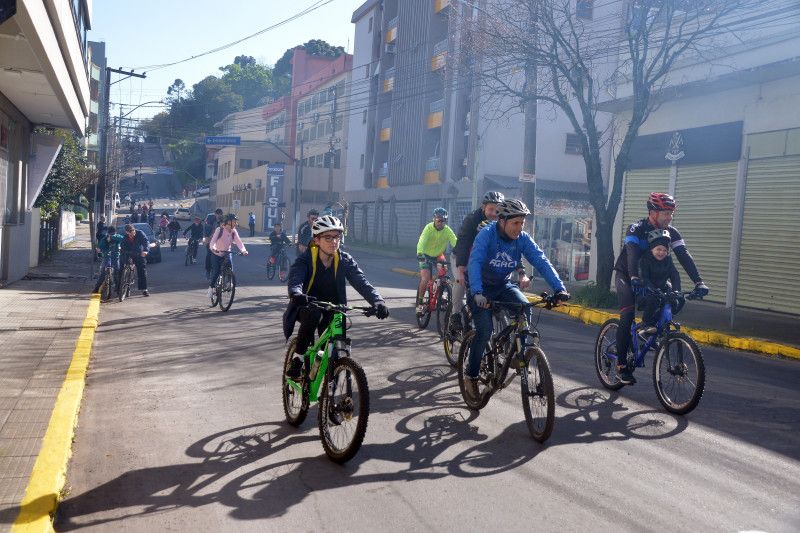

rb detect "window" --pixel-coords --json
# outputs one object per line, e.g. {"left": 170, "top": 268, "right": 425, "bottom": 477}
{"left": 565, "top": 133, "right": 582, "bottom": 154}
{"left": 240, "top": 159, "right": 253, "bottom": 169}
{"left": 368, "top": 16, "right": 373, "bottom": 33}
{"left": 576, "top": 0, "right": 593, "bottom": 19}
{"left": 360, "top": 154, "right": 365, "bottom": 169}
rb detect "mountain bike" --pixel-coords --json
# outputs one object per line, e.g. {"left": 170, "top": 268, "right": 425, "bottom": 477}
{"left": 266, "top": 246, "right": 290, "bottom": 282}
{"left": 442, "top": 301, "right": 472, "bottom": 368}
{"left": 118, "top": 254, "right": 137, "bottom": 302}
{"left": 169, "top": 230, "right": 178, "bottom": 252}
{"left": 98, "top": 257, "right": 117, "bottom": 302}
{"left": 457, "top": 294, "right": 559, "bottom": 442}
{"left": 282, "top": 300, "right": 378, "bottom": 463}
{"left": 209, "top": 251, "right": 242, "bottom": 312}
{"left": 416, "top": 255, "right": 451, "bottom": 336}
{"left": 185, "top": 238, "right": 199, "bottom": 266}
{"left": 594, "top": 288, "right": 705, "bottom": 415}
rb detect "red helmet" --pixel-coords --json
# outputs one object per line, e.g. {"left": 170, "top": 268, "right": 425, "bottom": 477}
{"left": 647, "top": 192, "right": 676, "bottom": 211}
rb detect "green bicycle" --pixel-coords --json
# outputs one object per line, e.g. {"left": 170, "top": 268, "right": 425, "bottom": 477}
{"left": 282, "top": 300, "right": 379, "bottom": 463}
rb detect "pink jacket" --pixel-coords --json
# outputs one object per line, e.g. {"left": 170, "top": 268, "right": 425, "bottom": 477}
{"left": 210, "top": 227, "right": 247, "bottom": 257}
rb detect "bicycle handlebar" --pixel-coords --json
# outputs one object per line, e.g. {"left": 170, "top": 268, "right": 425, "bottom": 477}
{"left": 489, "top": 292, "right": 563, "bottom": 311}
{"left": 645, "top": 287, "right": 704, "bottom": 301}
{"left": 306, "top": 299, "right": 378, "bottom": 317}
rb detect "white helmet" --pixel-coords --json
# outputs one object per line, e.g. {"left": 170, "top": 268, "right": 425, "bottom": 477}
{"left": 312, "top": 214, "right": 344, "bottom": 236}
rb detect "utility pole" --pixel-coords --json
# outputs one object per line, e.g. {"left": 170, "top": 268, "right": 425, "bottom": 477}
{"left": 327, "top": 86, "right": 338, "bottom": 203}
{"left": 520, "top": 6, "right": 538, "bottom": 235}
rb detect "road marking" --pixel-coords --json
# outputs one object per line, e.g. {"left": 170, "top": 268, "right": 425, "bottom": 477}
{"left": 12, "top": 294, "right": 101, "bottom": 533}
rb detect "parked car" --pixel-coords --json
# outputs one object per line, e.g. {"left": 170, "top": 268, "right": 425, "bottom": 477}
{"left": 174, "top": 207, "right": 192, "bottom": 221}
{"left": 194, "top": 186, "right": 210, "bottom": 197}
{"left": 132, "top": 223, "right": 162, "bottom": 263}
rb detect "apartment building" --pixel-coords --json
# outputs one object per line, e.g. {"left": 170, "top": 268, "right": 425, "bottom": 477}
{"left": 86, "top": 40, "right": 106, "bottom": 169}
{"left": 0, "top": 0, "right": 92, "bottom": 283}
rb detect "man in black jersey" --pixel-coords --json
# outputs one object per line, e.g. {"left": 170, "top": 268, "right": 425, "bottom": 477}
{"left": 613, "top": 192, "right": 709, "bottom": 385}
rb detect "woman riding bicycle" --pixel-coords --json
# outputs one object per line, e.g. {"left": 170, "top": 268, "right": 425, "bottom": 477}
{"left": 283, "top": 215, "right": 390, "bottom": 380}
{"left": 158, "top": 213, "right": 169, "bottom": 241}
{"left": 207, "top": 214, "right": 248, "bottom": 299}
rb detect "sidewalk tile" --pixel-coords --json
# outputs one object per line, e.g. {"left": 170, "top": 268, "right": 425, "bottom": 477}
{"left": 0, "top": 438, "right": 43, "bottom": 458}
{"left": 0, "top": 478, "right": 28, "bottom": 504}
{"left": 0, "top": 456, "right": 35, "bottom": 478}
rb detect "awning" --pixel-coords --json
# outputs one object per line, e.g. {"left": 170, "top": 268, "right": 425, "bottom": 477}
{"left": 26, "top": 133, "right": 63, "bottom": 210}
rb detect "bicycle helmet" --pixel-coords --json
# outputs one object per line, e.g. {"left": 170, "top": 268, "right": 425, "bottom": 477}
{"left": 312, "top": 214, "right": 345, "bottom": 236}
{"left": 224, "top": 213, "right": 239, "bottom": 223}
{"left": 307, "top": 208, "right": 320, "bottom": 216}
{"left": 432, "top": 207, "right": 448, "bottom": 220}
{"left": 496, "top": 198, "right": 530, "bottom": 219}
{"left": 647, "top": 229, "right": 671, "bottom": 248}
{"left": 646, "top": 192, "right": 676, "bottom": 211}
{"left": 482, "top": 191, "right": 504, "bottom": 204}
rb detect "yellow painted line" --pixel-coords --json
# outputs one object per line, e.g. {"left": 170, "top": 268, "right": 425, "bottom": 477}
{"left": 391, "top": 267, "right": 420, "bottom": 278}
{"left": 12, "top": 294, "right": 101, "bottom": 533}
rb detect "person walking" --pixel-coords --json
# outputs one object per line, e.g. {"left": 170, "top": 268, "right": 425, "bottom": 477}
{"left": 248, "top": 212, "right": 256, "bottom": 237}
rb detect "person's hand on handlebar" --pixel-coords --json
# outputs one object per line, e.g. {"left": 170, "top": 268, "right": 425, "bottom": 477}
{"left": 375, "top": 301, "right": 389, "bottom": 319}
{"left": 553, "top": 291, "right": 570, "bottom": 306}
{"left": 517, "top": 269, "right": 531, "bottom": 290}
{"left": 473, "top": 293, "right": 489, "bottom": 308}
{"left": 292, "top": 293, "right": 315, "bottom": 306}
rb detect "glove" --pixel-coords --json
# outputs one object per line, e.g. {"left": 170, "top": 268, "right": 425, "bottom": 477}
{"left": 417, "top": 253, "right": 426, "bottom": 262}
{"left": 630, "top": 277, "right": 646, "bottom": 297}
{"left": 473, "top": 293, "right": 488, "bottom": 308}
{"left": 694, "top": 281, "right": 709, "bottom": 297}
{"left": 292, "top": 293, "right": 314, "bottom": 306}
{"left": 375, "top": 302, "right": 390, "bottom": 320}
{"left": 554, "top": 290, "right": 571, "bottom": 304}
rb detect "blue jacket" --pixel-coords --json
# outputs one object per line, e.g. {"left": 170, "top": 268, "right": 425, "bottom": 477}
{"left": 120, "top": 230, "right": 149, "bottom": 255}
{"left": 98, "top": 234, "right": 124, "bottom": 260}
{"left": 468, "top": 222, "right": 565, "bottom": 295}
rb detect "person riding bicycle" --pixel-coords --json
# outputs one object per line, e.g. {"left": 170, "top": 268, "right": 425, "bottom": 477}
{"left": 167, "top": 217, "right": 182, "bottom": 243}
{"left": 465, "top": 199, "right": 570, "bottom": 401}
{"left": 207, "top": 214, "right": 249, "bottom": 299}
{"left": 283, "top": 215, "right": 389, "bottom": 380}
{"left": 203, "top": 208, "right": 224, "bottom": 280}
{"left": 612, "top": 192, "right": 708, "bottom": 385}
{"left": 296, "top": 209, "right": 319, "bottom": 256}
{"left": 158, "top": 213, "right": 169, "bottom": 240}
{"left": 416, "top": 207, "right": 457, "bottom": 315}
{"left": 120, "top": 223, "right": 150, "bottom": 297}
{"left": 637, "top": 229, "right": 683, "bottom": 337}
{"left": 92, "top": 225, "right": 123, "bottom": 294}
{"left": 183, "top": 216, "right": 204, "bottom": 261}
{"left": 450, "top": 191, "right": 504, "bottom": 331}
{"left": 268, "top": 222, "right": 292, "bottom": 264}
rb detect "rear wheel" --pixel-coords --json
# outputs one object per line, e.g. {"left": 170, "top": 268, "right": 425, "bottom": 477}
{"left": 210, "top": 278, "right": 220, "bottom": 307}
{"left": 118, "top": 266, "right": 131, "bottom": 302}
{"left": 282, "top": 337, "right": 308, "bottom": 426}
{"left": 435, "top": 283, "right": 452, "bottom": 338}
{"left": 318, "top": 356, "right": 369, "bottom": 463}
{"left": 595, "top": 319, "right": 625, "bottom": 391}
{"left": 266, "top": 260, "right": 276, "bottom": 280}
{"left": 442, "top": 310, "right": 462, "bottom": 368}
{"left": 416, "top": 285, "right": 432, "bottom": 329}
{"left": 520, "top": 347, "right": 555, "bottom": 443}
{"left": 278, "top": 253, "right": 290, "bottom": 282}
{"left": 457, "top": 331, "right": 492, "bottom": 410}
{"left": 219, "top": 269, "right": 236, "bottom": 312}
{"left": 653, "top": 332, "right": 705, "bottom": 414}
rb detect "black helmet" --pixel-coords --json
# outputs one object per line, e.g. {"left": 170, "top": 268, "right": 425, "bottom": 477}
{"left": 224, "top": 213, "right": 239, "bottom": 223}
{"left": 496, "top": 199, "right": 531, "bottom": 219}
{"left": 482, "top": 191, "right": 504, "bottom": 204}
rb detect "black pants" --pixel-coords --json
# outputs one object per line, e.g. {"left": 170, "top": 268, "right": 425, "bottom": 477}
{"left": 295, "top": 307, "right": 334, "bottom": 355}
{"left": 639, "top": 293, "right": 662, "bottom": 327}
{"left": 122, "top": 254, "right": 147, "bottom": 290}
{"left": 249, "top": 223, "right": 255, "bottom": 237}
{"left": 615, "top": 273, "right": 635, "bottom": 366}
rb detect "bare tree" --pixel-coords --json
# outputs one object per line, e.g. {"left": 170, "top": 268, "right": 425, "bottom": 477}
{"left": 456, "top": 0, "right": 750, "bottom": 290}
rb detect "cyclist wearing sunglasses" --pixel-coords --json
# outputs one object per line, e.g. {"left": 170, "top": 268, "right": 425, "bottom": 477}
{"left": 283, "top": 215, "right": 389, "bottom": 380}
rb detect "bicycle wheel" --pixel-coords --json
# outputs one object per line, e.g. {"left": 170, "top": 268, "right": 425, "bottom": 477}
{"left": 118, "top": 267, "right": 131, "bottom": 302}
{"left": 266, "top": 260, "right": 276, "bottom": 280}
{"left": 278, "top": 253, "right": 289, "bottom": 283}
{"left": 416, "top": 286, "right": 432, "bottom": 329}
{"left": 185, "top": 248, "right": 191, "bottom": 266}
{"left": 595, "top": 319, "right": 625, "bottom": 391}
{"left": 210, "top": 278, "right": 220, "bottom": 307}
{"left": 457, "top": 331, "right": 492, "bottom": 410}
{"left": 442, "top": 310, "right": 462, "bottom": 368}
{"left": 101, "top": 268, "right": 114, "bottom": 302}
{"left": 520, "top": 346, "right": 555, "bottom": 443}
{"left": 282, "top": 337, "right": 308, "bottom": 426}
{"left": 652, "top": 332, "right": 705, "bottom": 414}
{"left": 318, "top": 356, "right": 369, "bottom": 463}
{"left": 219, "top": 270, "right": 236, "bottom": 312}
{"left": 435, "top": 283, "right": 452, "bottom": 338}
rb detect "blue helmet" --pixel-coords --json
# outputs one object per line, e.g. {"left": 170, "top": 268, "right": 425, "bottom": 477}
{"left": 432, "top": 207, "right": 448, "bottom": 220}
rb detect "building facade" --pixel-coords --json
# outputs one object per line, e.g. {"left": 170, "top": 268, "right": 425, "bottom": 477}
{"left": 86, "top": 40, "right": 106, "bottom": 169}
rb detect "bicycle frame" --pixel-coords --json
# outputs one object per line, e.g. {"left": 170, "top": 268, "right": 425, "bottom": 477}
{"left": 425, "top": 260, "right": 449, "bottom": 311}
{"left": 286, "top": 311, "right": 348, "bottom": 403}
{"left": 628, "top": 296, "right": 680, "bottom": 368}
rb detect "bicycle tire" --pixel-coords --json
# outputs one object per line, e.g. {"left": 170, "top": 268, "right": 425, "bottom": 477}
{"left": 278, "top": 253, "right": 289, "bottom": 283}
{"left": 595, "top": 319, "right": 625, "bottom": 391}
{"left": 416, "top": 286, "right": 432, "bottom": 329}
{"left": 652, "top": 332, "right": 705, "bottom": 414}
{"left": 185, "top": 248, "right": 191, "bottom": 266}
{"left": 435, "top": 283, "right": 452, "bottom": 338}
{"left": 219, "top": 270, "right": 236, "bottom": 312}
{"left": 457, "top": 331, "right": 492, "bottom": 410}
{"left": 101, "top": 268, "right": 114, "bottom": 302}
{"left": 318, "top": 356, "right": 369, "bottom": 463}
{"left": 118, "top": 267, "right": 131, "bottom": 302}
{"left": 266, "top": 261, "right": 276, "bottom": 280}
{"left": 442, "top": 311, "right": 462, "bottom": 368}
{"left": 210, "top": 278, "right": 220, "bottom": 307}
{"left": 520, "top": 346, "right": 555, "bottom": 443}
{"left": 282, "top": 337, "right": 309, "bottom": 426}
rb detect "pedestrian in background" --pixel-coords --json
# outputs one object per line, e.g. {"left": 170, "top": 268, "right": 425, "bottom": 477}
{"left": 248, "top": 212, "right": 256, "bottom": 237}
{"left": 95, "top": 214, "right": 107, "bottom": 242}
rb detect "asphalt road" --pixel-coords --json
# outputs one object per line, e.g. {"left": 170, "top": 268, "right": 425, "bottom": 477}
{"left": 57, "top": 229, "right": 800, "bottom": 531}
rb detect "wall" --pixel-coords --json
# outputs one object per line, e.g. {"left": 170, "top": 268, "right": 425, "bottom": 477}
{"left": 345, "top": 4, "right": 375, "bottom": 192}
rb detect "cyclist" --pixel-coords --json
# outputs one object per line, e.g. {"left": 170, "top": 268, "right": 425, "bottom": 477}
{"left": 296, "top": 208, "right": 319, "bottom": 255}
{"left": 92, "top": 225, "right": 123, "bottom": 294}
{"left": 120, "top": 223, "right": 150, "bottom": 297}
{"left": 167, "top": 216, "right": 182, "bottom": 245}
{"left": 184, "top": 215, "right": 204, "bottom": 260}
{"left": 465, "top": 199, "right": 570, "bottom": 401}
{"left": 207, "top": 214, "right": 249, "bottom": 299}
{"left": 283, "top": 215, "right": 389, "bottom": 380}
{"left": 612, "top": 192, "right": 708, "bottom": 385}
{"left": 450, "top": 191, "right": 504, "bottom": 331}
{"left": 416, "top": 207, "right": 457, "bottom": 315}
{"left": 158, "top": 213, "right": 169, "bottom": 241}
{"left": 203, "top": 208, "right": 224, "bottom": 280}
{"left": 638, "top": 229, "right": 682, "bottom": 336}
{"left": 268, "top": 222, "right": 292, "bottom": 264}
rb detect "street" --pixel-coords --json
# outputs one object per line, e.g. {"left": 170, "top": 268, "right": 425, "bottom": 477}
{"left": 56, "top": 229, "right": 800, "bottom": 531}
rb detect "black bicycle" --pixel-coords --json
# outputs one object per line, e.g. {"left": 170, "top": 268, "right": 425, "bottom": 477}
{"left": 210, "top": 252, "right": 242, "bottom": 312}
{"left": 185, "top": 238, "right": 199, "bottom": 266}
{"left": 98, "top": 257, "right": 117, "bottom": 302}
{"left": 267, "top": 246, "right": 290, "bottom": 282}
{"left": 118, "top": 254, "right": 137, "bottom": 302}
{"left": 169, "top": 230, "right": 178, "bottom": 252}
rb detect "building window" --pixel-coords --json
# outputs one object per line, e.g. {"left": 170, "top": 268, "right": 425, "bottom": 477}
{"left": 565, "top": 133, "right": 582, "bottom": 154}
{"left": 240, "top": 159, "right": 253, "bottom": 169}
{"left": 576, "top": 0, "right": 593, "bottom": 19}
{"left": 360, "top": 154, "right": 365, "bottom": 169}
{"left": 363, "top": 110, "right": 368, "bottom": 124}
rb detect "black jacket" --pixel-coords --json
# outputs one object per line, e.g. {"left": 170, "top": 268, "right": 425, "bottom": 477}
{"left": 296, "top": 221, "right": 313, "bottom": 248}
{"left": 614, "top": 218, "right": 701, "bottom": 283}
{"left": 120, "top": 230, "right": 149, "bottom": 255}
{"left": 639, "top": 253, "right": 681, "bottom": 292}
{"left": 283, "top": 247, "right": 383, "bottom": 338}
{"left": 453, "top": 208, "right": 486, "bottom": 267}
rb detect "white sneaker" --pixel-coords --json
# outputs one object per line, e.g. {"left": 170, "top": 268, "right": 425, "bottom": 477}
{"left": 206, "top": 287, "right": 214, "bottom": 298}
{"left": 416, "top": 304, "right": 425, "bottom": 314}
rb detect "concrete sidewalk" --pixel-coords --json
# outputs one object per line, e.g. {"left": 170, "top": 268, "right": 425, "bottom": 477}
{"left": 0, "top": 223, "right": 95, "bottom": 532}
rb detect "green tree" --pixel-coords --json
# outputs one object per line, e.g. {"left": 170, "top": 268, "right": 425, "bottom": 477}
{"left": 219, "top": 60, "right": 274, "bottom": 108}
{"left": 34, "top": 128, "right": 93, "bottom": 218}
{"left": 274, "top": 39, "right": 345, "bottom": 96}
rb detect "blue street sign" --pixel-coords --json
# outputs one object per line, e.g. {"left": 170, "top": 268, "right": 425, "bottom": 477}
{"left": 205, "top": 136, "right": 241, "bottom": 146}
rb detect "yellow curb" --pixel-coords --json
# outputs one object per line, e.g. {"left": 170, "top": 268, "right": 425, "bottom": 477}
{"left": 12, "top": 293, "right": 101, "bottom": 533}
{"left": 391, "top": 267, "right": 420, "bottom": 278}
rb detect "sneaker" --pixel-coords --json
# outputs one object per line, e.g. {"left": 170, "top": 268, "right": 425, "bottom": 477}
{"left": 142, "top": 290, "right": 149, "bottom": 297}
{"left": 206, "top": 287, "right": 214, "bottom": 298}
{"left": 285, "top": 356, "right": 304, "bottom": 381}
{"left": 464, "top": 377, "right": 480, "bottom": 402}
{"left": 617, "top": 365, "right": 637, "bottom": 385}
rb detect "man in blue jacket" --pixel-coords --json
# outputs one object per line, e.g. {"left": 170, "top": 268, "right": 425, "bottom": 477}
{"left": 120, "top": 224, "right": 150, "bottom": 297}
{"left": 465, "top": 199, "right": 570, "bottom": 401}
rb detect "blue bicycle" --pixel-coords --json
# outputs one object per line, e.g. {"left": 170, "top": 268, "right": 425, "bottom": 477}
{"left": 594, "top": 288, "right": 706, "bottom": 414}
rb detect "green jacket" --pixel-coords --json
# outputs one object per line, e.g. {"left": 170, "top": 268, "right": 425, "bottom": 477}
{"left": 99, "top": 234, "right": 124, "bottom": 260}
{"left": 416, "top": 222, "right": 457, "bottom": 257}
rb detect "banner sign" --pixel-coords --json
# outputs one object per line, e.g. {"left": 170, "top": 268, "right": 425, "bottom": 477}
{"left": 263, "top": 164, "right": 285, "bottom": 230}
{"left": 204, "top": 136, "right": 241, "bottom": 146}
{"left": 627, "top": 121, "right": 743, "bottom": 169}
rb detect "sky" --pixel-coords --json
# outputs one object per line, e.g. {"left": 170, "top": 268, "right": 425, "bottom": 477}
{"left": 89, "top": 0, "right": 363, "bottom": 122}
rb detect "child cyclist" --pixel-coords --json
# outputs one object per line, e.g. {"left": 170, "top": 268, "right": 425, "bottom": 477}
{"left": 637, "top": 229, "right": 683, "bottom": 336}
{"left": 207, "top": 213, "right": 248, "bottom": 298}
{"left": 92, "top": 225, "right": 124, "bottom": 294}
{"left": 268, "top": 222, "right": 292, "bottom": 264}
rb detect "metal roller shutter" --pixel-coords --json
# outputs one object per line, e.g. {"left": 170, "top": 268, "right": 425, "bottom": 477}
{"left": 736, "top": 155, "right": 800, "bottom": 315}
{"left": 672, "top": 162, "right": 738, "bottom": 304}
{"left": 621, "top": 168, "right": 670, "bottom": 243}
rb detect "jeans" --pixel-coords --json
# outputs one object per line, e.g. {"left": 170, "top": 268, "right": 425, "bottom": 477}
{"left": 209, "top": 252, "right": 231, "bottom": 288}
{"left": 121, "top": 253, "right": 147, "bottom": 290}
{"left": 466, "top": 282, "right": 528, "bottom": 378}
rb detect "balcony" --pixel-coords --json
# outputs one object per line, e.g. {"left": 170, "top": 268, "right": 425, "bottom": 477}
{"left": 435, "top": 0, "right": 451, "bottom": 13}
{"left": 427, "top": 99, "right": 444, "bottom": 129}
{"left": 385, "top": 16, "right": 398, "bottom": 43}
{"left": 380, "top": 117, "right": 392, "bottom": 141}
{"left": 432, "top": 39, "right": 448, "bottom": 71}
{"left": 377, "top": 162, "right": 389, "bottom": 188}
{"left": 424, "top": 156, "right": 440, "bottom": 184}
{"left": 383, "top": 67, "right": 395, "bottom": 93}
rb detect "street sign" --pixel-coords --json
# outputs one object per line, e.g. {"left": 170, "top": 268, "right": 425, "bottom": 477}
{"left": 519, "top": 172, "right": 536, "bottom": 183}
{"left": 205, "top": 136, "right": 241, "bottom": 146}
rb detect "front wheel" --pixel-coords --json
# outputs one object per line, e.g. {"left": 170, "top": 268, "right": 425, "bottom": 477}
{"left": 595, "top": 319, "right": 625, "bottom": 391}
{"left": 442, "top": 310, "right": 463, "bottom": 368}
{"left": 416, "top": 285, "right": 432, "bottom": 329}
{"left": 278, "top": 253, "right": 289, "bottom": 283}
{"left": 101, "top": 268, "right": 114, "bottom": 302}
{"left": 118, "top": 267, "right": 131, "bottom": 302}
{"left": 435, "top": 283, "right": 452, "bottom": 338}
{"left": 653, "top": 332, "right": 705, "bottom": 414}
{"left": 318, "top": 356, "right": 369, "bottom": 463}
{"left": 219, "top": 270, "right": 236, "bottom": 312}
{"left": 520, "top": 347, "right": 555, "bottom": 443}
{"left": 282, "top": 337, "right": 308, "bottom": 426}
